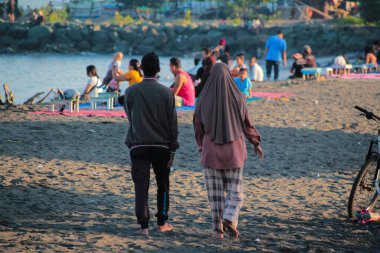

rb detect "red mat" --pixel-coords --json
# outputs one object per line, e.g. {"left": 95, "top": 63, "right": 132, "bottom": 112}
{"left": 331, "top": 73, "right": 380, "bottom": 79}
{"left": 252, "top": 92, "right": 295, "bottom": 98}
{"left": 32, "top": 109, "right": 127, "bottom": 118}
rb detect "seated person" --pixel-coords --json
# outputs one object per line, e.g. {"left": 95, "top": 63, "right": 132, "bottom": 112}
{"left": 169, "top": 57, "right": 195, "bottom": 106}
{"left": 195, "top": 56, "right": 216, "bottom": 98}
{"left": 248, "top": 56, "right": 264, "bottom": 82}
{"left": 290, "top": 53, "right": 306, "bottom": 79}
{"left": 81, "top": 65, "right": 102, "bottom": 101}
{"left": 188, "top": 57, "right": 202, "bottom": 82}
{"left": 234, "top": 68, "right": 252, "bottom": 97}
{"left": 365, "top": 46, "right": 378, "bottom": 66}
{"left": 303, "top": 45, "right": 317, "bottom": 68}
{"left": 332, "top": 54, "right": 347, "bottom": 68}
{"left": 114, "top": 59, "right": 143, "bottom": 86}
{"left": 231, "top": 53, "right": 247, "bottom": 77}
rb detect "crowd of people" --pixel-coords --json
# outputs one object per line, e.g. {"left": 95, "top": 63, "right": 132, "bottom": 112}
{"left": 55, "top": 30, "right": 380, "bottom": 113}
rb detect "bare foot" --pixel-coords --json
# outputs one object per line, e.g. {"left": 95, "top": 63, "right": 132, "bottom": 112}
{"left": 222, "top": 219, "right": 239, "bottom": 239}
{"left": 371, "top": 212, "right": 380, "bottom": 221}
{"left": 158, "top": 223, "right": 173, "bottom": 232}
{"left": 212, "top": 231, "right": 224, "bottom": 239}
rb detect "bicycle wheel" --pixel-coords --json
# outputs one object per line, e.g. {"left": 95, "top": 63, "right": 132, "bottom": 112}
{"left": 348, "top": 153, "right": 380, "bottom": 219}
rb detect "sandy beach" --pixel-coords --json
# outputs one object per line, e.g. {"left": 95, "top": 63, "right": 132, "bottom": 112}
{"left": 0, "top": 78, "right": 380, "bottom": 252}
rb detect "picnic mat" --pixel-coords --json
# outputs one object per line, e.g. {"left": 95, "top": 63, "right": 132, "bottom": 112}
{"left": 331, "top": 73, "right": 380, "bottom": 79}
{"left": 32, "top": 97, "right": 263, "bottom": 118}
{"left": 251, "top": 92, "right": 295, "bottom": 98}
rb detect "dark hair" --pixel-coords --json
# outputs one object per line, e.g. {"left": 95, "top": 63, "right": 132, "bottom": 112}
{"left": 170, "top": 57, "right": 181, "bottom": 68}
{"left": 224, "top": 45, "right": 231, "bottom": 53}
{"left": 239, "top": 67, "right": 248, "bottom": 73}
{"left": 129, "top": 59, "right": 143, "bottom": 77}
{"left": 86, "top": 65, "right": 99, "bottom": 79}
{"left": 236, "top": 53, "right": 244, "bottom": 59}
{"left": 365, "top": 45, "right": 374, "bottom": 55}
{"left": 194, "top": 57, "right": 201, "bottom": 66}
{"left": 204, "top": 56, "right": 216, "bottom": 72}
{"left": 202, "top": 47, "right": 211, "bottom": 55}
{"left": 277, "top": 31, "right": 283, "bottom": 35}
{"left": 141, "top": 52, "right": 160, "bottom": 77}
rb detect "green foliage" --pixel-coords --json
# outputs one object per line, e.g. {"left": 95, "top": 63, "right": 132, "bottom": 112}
{"left": 225, "top": 17, "right": 242, "bottom": 26}
{"left": 106, "top": 12, "right": 135, "bottom": 26}
{"left": 336, "top": 16, "right": 366, "bottom": 26}
{"left": 360, "top": 0, "right": 380, "bottom": 23}
{"left": 178, "top": 9, "right": 192, "bottom": 25}
{"left": 44, "top": 7, "right": 69, "bottom": 24}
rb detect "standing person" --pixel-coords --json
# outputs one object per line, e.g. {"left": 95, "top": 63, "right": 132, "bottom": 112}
{"left": 194, "top": 62, "right": 264, "bottom": 239}
{"left": 124, "top": 52, "right": 179, "bottom": 236}
{"left": 6, "top": 0, "right": 15, "bottom": 23}
{"left": 265, "top": 31, "right": 287, "bottom": 81}
{"left": 248, "top": 56, "right": 264, "bottom": 82}
{"left": 170, "top": 57, "right": 195, "bottom": 106}
{"left": 212, "top": 39, "right": 229, "bottom": 64}
{"left": 102, "top": 52, "right": 123, "bottom": 89}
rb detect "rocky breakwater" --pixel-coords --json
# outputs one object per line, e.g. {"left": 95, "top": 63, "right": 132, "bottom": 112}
{"left": 0, "top": 20, "right": 379, "bottom": 56}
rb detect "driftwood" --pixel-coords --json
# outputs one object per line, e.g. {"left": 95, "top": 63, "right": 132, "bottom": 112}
{"left": 36, "top": 89, "right": 53, "bottom": 104}
{"left": 23, "top": 92, "right": 44, "bottom": 105}
{"left": 3, "top": 83, "right": 14, "bottom": 105}
{"left": 294, "top": 0, "right": 333, "bottom": 20}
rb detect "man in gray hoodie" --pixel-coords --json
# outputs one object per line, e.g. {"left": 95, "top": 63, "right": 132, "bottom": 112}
{"left": 124, "top": 52, "right": 179, "bottom": 236}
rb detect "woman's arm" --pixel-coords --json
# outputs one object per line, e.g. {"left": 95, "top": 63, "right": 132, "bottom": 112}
{"left": 243, "top": 112, "right": 263, "bottom": 160}
{"left": 193, "top": 116, "right": 205, "bottom": 151}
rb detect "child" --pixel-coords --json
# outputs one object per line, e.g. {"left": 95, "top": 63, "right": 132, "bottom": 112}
{"left": 290, "top": 53, "right": 306, "bottom": 79}
{"left": 233, "top": 67, "right": 252, "bottom": 97}
{"left": 248, "top": 56, "right": 264, "bottom": 82}
{"left": 102, "top": 52, "right": 123, "bottom": 92}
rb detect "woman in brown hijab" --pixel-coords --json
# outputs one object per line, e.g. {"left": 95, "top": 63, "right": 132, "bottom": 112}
{"left": 193, "top": 62, "right": 264, "bottom": 239}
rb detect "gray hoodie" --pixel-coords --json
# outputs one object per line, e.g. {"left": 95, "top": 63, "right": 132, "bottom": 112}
{"left": 123, "top": 78, "right": 179, "bottom": 152}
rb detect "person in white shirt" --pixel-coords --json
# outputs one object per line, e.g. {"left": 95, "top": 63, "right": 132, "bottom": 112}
{"left": 248, "top": 56, "right": 264, "bottom": 82}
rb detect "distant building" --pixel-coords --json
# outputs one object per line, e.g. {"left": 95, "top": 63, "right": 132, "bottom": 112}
{"left": 68, "top": 0, "right": 119, "bottom": 19}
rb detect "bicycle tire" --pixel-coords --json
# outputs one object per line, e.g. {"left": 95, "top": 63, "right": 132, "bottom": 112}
{"left": 348, "top": 152, "right": 380, "bottom": 219}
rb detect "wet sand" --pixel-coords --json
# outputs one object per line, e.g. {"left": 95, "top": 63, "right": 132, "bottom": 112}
{"left": 0, "top": 78, "right": 380, "bottom": 252}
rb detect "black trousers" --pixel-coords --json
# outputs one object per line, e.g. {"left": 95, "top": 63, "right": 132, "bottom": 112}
{"left": 130, "top": 146, "right": 171, "bottom": 229}
{"left": 266, "top": 60, "right": 280, "bottom": 80}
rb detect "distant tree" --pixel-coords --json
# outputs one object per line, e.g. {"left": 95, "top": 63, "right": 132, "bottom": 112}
{"left": 360, "top": 0, "right": 380, "bottom": 23}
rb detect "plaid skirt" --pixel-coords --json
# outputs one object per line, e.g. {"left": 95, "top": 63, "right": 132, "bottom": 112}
{"left": 204, "top": 167, "right": 244, "bottom": 232}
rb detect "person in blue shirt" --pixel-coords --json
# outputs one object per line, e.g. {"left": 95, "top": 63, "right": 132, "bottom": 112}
{"left": 265, "top": 31, "right": 287, "bottom": 81}
{"left": 234, "top": 68, "right": 252, "bottom": 97}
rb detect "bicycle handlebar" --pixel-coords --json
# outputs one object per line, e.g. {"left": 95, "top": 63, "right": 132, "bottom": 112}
{"left": 355, "top": 106, "right": 380, "bottom": 122}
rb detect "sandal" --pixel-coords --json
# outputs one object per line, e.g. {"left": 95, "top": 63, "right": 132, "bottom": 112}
{"left": 222, "top": 219, "right": 239, "bottom": 239}
{"left": 356, "top": 209, "right": 380, "bottom": 224}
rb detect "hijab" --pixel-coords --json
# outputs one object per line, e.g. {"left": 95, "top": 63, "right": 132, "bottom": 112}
{"left": 195, "top": 62, "right": 247, "bottom": 144}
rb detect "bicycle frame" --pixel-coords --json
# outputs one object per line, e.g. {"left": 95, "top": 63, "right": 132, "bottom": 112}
{"left": 365, "top": 129, "right": 380, "bottom": 197}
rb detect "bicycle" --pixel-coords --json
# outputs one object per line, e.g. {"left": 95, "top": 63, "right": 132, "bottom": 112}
{"left": 347, "top": 106, "right": 380, "bottom": 220}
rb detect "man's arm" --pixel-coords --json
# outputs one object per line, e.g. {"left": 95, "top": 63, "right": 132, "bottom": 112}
{"left": 172, "top": 73, "right": 186, "bottom": 95}
{"left": 166, "top": 92, "right": 179, "bottom": 152}
{"left": 282, "top": 50, "right": 287, "bottom": 67}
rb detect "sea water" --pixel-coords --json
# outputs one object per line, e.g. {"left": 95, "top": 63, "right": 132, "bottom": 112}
{"left": 0, "top": 53, "right": 329, "bottom": 104}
